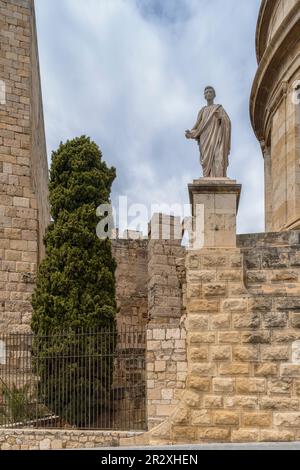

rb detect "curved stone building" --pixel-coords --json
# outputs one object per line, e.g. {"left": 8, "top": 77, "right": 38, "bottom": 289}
{"left": 250, "top": 0, "right": 300, "bottom": 232}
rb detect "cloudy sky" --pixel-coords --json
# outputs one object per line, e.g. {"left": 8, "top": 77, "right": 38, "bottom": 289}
{"left": 35, "top": 0, "right": 263, "bottom": 235}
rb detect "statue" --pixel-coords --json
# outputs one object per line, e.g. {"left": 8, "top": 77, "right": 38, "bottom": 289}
{"left": 185, "top": 86, "right": 231, "bottom": 178}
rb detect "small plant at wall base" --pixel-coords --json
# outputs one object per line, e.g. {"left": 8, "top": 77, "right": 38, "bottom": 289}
{"left": 0, "top": 380, "right": 36, "bottom": 425}
{"left": 31, "top": 136, "right": 117, "bottom": 427}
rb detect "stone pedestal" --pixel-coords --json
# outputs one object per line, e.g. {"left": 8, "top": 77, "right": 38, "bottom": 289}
{"left": 188, "top": 178, "right": 242, "bottom": 249}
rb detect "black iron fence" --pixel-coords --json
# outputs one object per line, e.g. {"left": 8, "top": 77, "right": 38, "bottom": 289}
{"left": 0, "top": 327, "right": 146, "bottom": 431}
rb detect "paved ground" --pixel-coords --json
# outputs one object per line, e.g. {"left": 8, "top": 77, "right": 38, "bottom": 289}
{"left": 99, "top": 442, "right": 300, "bottom": 450}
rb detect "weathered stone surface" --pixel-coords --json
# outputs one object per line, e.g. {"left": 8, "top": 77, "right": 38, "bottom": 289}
{"left": 172, "top": 426, "right": 196, "bottom": 442}
{"left": 211, "top": 346, "right": 231, "bottom": 361}
{"left": 268, "top": 378, "right": 292, "bottom": 395}
{"left": 232, "top": 429, "right": 260, "bottom": 442}
{"left": 273, "top": 330, "right": 300, "bottom": 344}
{"left": 219, "top": 363, "right": 249, "bottom": 376}
{"left": 191, "top": 363, "right": 216, "bottom": 376}
{"left": 261, "top": 346, "right": 290, "bottom": 362}
{"left": 295, "top": 380, "right": 300, "bottom": 396}
{"left": 213, "top": 378, "right": 234, "bottom": 393}
{"left": 232, "top": 313, "right": 260, "bottom": 329}
{"left": 182, "top": 391, "right": 201, "bottom": 408}
{"left": 203, "top": 396, "right": 223, "bottom": 409}
{"left": 244, "top": 254, "right": 261, "bottom": 269}
{"left": 224, "top": 396, "right": 257, "bottom": 410}
{"left": 188, "top": 315, "right": 209, "bottom": 330}
{"left": 291, "top": 314, "right": 300, "bottom": 329}
{"left": 189, "top": 332, "right": 216, "bottom": 344}
{"left": 274, "top": 413, "right": 300, "bottom": 428}
{"left": 188, "top": 299, "right": 220, "bottom": 313}
{"left": 211, "top": 314, "right": 231, "bottom": 329}
{"left": 190, "top": 347, "right": 208, "bottom": 361}
{"left": 197, "top": 428, "right": 230, "bottom": 442}
{"left": 262, "top": 312, "right": 288, "bottom": 328}
{"left": 233, "top": 346, "right": 258, "bottom": 362}
{"left": 292, "top": 340, "right": 300, "bottom": 364}
{"left": 246, "top": 271, "right": 267, "bottom": 284}
{"left": 260, "top": 430, "right": 295, "bottom": 442}
{"left": 187, "top": 376, "right": 211, "bottom": 392}
{"left": 262, "top": 251, "right": 289, "bottom": 269}
{"left": 214, "top": 411, "right": 239, "bottom": 426}
{"left": 248, "top": 298, "right": 272, "bottom": 312}
{"left": 236, "top": 378, "right": 266, "bottom": 394}
{"left": 203, "top": 284, "right": 227, "bottom": 297}
{"left": 281, "top": 365, "right": 300, "bottom": 377}
{"left": 0, "top": 430, "right": 136, "bottom": 450}
{"left": 242, "top": 412, "right": 271, "bottom": 427}
{"left": 190, "top": 410, "right": 212, "bottom": 426}
{"left": 0, "top": 0, "right": 50, "bottom": 332}
{"left": 222, "top": 299, "right": 248, "bottom": 313}
{"left": 172, "top": 408, "right": 189, "bottom": 425}
{"left": 202, "top": 255, "right": 227, "bottom": 268}
{"left": 219, "top": 331, "right": 241, "bottom": 343}
{"left": 260, "top": 398, "right": 299, "bottom": 411}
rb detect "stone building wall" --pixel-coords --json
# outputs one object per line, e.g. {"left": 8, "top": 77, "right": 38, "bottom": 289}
{"left": 112, "top": 238, "right": 148, "bottom": 329}
{"left": 121, "top": 231, "right": 300, "bottom": 446}
{"left": 30, "top": 4, "right": 49, "bottom": 263}
{"left": 3, "top": 0, "right": 300, "bottom": 450}
{"left": 146, "top": 215, "right": 187, "bottom": 430}
{"left": 146, "top": 323, "right": 187, "bottom": 431}
{"left": 251, "top": 0, "right": 300, "bottom": 232}
{"left": 0, "top": 429, "right": 141, "bottom": 450}
{"left": 0, "top": 0, "right": 50, "bottom": 334}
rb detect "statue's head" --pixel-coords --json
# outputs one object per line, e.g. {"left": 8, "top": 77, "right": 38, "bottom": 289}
{"left": 204, "top": 86, "right": 216, "bottom": 103}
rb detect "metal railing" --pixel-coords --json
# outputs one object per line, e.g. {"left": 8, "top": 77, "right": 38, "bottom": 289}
{"left": 0, "top": 327, "right": 146, "bottom": 431}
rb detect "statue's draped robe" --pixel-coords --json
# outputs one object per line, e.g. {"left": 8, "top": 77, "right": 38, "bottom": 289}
{"left": 190, "top": 104, "right": 231, "bottom": 178}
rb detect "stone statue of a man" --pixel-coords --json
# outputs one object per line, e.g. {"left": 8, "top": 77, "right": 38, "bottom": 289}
{"left": 185, "top": 86, "right": 231, "bottom": 178}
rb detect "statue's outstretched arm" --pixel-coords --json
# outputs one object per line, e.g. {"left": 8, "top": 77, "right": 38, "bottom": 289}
{"left": 186, "top": 109, "right": 203, "bottom": 140}
{"left": 191, "top": 110, "right": 203, "bottom": 131}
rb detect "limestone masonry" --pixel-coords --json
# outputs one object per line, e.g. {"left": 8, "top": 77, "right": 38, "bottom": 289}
{"left": 2, "top": 0, "right": 300, "bottom": 448}
{"left": 0, "top": 0, "right": 50, "bottom": 333}
{"left": 251, "top": 0, "right": 300, "bottom": 232}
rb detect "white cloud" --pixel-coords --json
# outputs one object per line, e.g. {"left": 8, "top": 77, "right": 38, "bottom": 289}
{"left": 35, "top": 0, "right": 263, "bottom": 234}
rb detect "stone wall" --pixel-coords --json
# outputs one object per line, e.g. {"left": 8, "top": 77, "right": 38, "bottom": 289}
{"left": 146, "top": 215, "right": 187, "bottom": 429}
{"left": 121, "top": 230, "right": 300, "bottom": 446}
{"left": 30, "top": 3, "right": 50, "bottom": 262}
{"left": 0, "top": 0, "right": 50, "bottom": 334}
{"left": 112, "top": 238, "right": 148, "bottom": 329}
{"left": 147, "top": 324, "right": 187, "bottom": 430}
{"left": 251, "top": 0, "right": 300, "bottom": 232}
{"left": 265, "top": 0, "right": 298, "bottom": 48}
{"left": 0, "top": 429, "right": 141, "bottom": 450}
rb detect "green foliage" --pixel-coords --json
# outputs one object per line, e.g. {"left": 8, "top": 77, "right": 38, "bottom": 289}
{"left": 31, "top": 136, "right": 117, "bottom": 427}
{"left": 0, "top": 380, "right": 36, "bottom": 425}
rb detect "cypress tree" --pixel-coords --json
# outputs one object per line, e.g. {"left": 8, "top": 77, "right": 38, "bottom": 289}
{"left": 31, "top": 136, "right": 117, "bottom": 427}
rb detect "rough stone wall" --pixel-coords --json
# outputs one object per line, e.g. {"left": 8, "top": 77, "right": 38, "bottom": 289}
{"left": 112, "top": 238, "right": 148, "bottom": 329}
{"left": 146, "top": 215, "right": 187, "bottom": 430}
{"left": 0, "top": 429, "right": 141, "bottom": 450}
{"left": 0, "top": 0, "right": 50, "bottom": 333}
{"left": 30, "top": 3, "right": 49, "bottom": 262}
{"left": 110, "top": 239, "right": 148, "bottom": 430}
{"left": 121, "top": 231, "right": 300, "bottom": 446}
